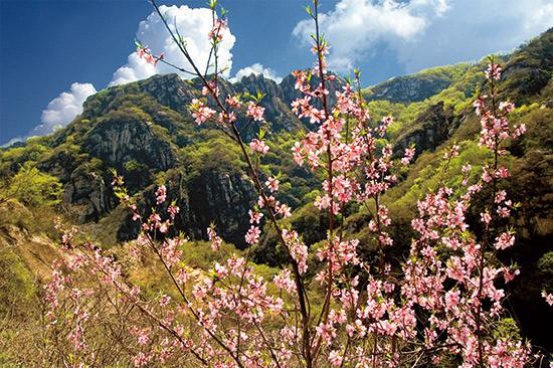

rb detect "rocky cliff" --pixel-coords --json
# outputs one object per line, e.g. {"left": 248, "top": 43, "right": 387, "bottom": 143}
{"left": 367, "top": 64, "right": 471, "bottom": 103}
{"left": 19, "top": 71, "right": 321, "bottom": 247}
{"left": 393, "top": 101, "right": 456, "bottom": 159}
{"left": 3, "top": 30, "right": 551, "bottom": 254}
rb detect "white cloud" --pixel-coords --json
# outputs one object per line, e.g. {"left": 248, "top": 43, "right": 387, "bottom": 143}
{"left": 293, "top": 0, "right": 437, "bottom": 72}
{"left": 412, "top": 0, "right": 450, "bottom": 16}
{"left": 229, "top": 63, "right": 283, "bottom": 83}
{"left": 293, "top": 0, "right": 553, "bottom": 74}
{"left": 393, "top": 0, "right": 553, "bottom": 72}
{"left": 28, "top": 82, "right": 97, "bottom": 137}
{"left": 3, "top": 82, "right": 96, "bottom": 146}
{"left": 110, "top": 5, "right": 236, "bottom": 86}
{"left": 4, "top": 4, "right": 236, "bottom": 145}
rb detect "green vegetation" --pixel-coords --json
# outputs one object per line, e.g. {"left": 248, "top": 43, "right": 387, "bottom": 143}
{"left": 0, "top": 165, "right": 63, "bottom": 208}
{"left": 0, "top": 29, "right": 551, "bottom": 363}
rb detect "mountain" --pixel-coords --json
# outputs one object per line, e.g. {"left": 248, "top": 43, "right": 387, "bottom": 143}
{"left": 2, "top": 69, "right": 343, "bottom": 247}
{"left": 255, "top": 29, "right": 553, "bottom": 349}
{"left": 2, "top": 31, "right": 551, "bottom": 247}
{"left": 366, "top": 63, "right": 472, "bottom": 103}
{"left": 0, "top": 28, "right": 552, "bottom": 354}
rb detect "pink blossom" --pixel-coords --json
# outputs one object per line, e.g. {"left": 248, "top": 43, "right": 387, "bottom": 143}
{"left": 265, "top": 177, "right": 279, "bottom": 192}
{"left": 401, "top": 147, "right": 416, "bottom": 165}
{"left": 503, "top": 267, "right": 520, "bottom": 283}
{"left": 316, "top": 322, "right": 336, "bottom": 345}
{"left": 202, "top": 80, "right": 219, "bottom": 97}
{"left": 225, "top": 95, "right": 241, "bottom": 109}
{"left": 155, "top": 185, "right": 167, "bottom": 205}
{"left": 495, "top": 232, "right": 515, "bottom": 250}
{"left": 207, "top": 227, "right": 222, "bottom": 251}
{"left": 542, "top": 291, "right": 553, "bottom": 306}
{"left": 246, "top": 102, "right": 265, "bottom": 122}
{"left": 499, "top": 101, "right": 515, "bottom": 113}
{"left": 497, "top": 166, "right": 510, "bottom": 178}
{"left": 67, "top": 324, "right": 85, "bottom": 351}
{"left": 133, "top": 353, "right": 149, "bottom": 367}
{"left": 282, "top": 229, "right": 308, "bottom": 274}
{"left": 245, "top": 226, "right": 261, "bottom": 245}
{"left": 444, "top": 144, "right": 460, "bottom": 159}
{"left": 168, "top": 204, "right": 179, "bottom": 219}
{"left": 159, "top": 294, "right": 171, "bottom": 307}
{"left": 249, "top": 139, "right": 270, "bottom": 155}
{"left": 481, "top": 212, "right": 492, "bottom": 225}
{"left": 190, "top": 98, "right": 216, "bottom": 125}
{"left": 512, "top": 123, "right": 526, "bottom": 138}
{"left": 314, "top": 194, "right": 331, "bottom": 210}
{"left": 276, "top": 203, "right": 291, "bottom": 218}
{"left": 248, "top": 210, "right": 263, "bottom": 224}
{"left": 485, "top": 63, "right": 502, "bottom": 81}
{"left": 273, "top": 269, "right": 296, "bottom": 294}
{"left": 208, "top": 18, "right": 227, "bottom": 42}
{"left": 328, "top": 350, "right": 343, "bottom": 367}
{"left": 445, "top": 290, "right": 460, "bottom": 311}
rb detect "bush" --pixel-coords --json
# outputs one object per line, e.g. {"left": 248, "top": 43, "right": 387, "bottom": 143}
{"left": 0, "top": 165, "right": 63, "bottom": 208}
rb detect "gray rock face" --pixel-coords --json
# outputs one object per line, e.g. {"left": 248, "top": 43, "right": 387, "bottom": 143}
{"left": 118, "top": 169, "right": 256, "bottom": 248}
{"left": 393, "top": 102, "right": 456, "bottom": 159}
{"left": 187, "top": 170, "right": 256, "bottom": 247}
{"left": 37, "top": 151, "right": 79, "bottom": 183}
{"left": 37, "top": 149, "right": 111, "bottom": 222}
{"left": 234, "top": 74, "right": 303, "bottom": 132}
{"left": 83, "top": 109, "right": 176, "bottom": 171}
{"left": 83, "top": 72, "right": 308, "bottom": 134}
{"left": 139, "top": 74, "right": 197, "bottom": 114}
{"left": 280, "top": 72, "right": 345, "bottom": 112}
{"left": 35, "top": 71, "right": 342, "bottom": 242}
{"left": 63, "top": 168, "right": 110, "bottom": 223}
{"left": 368, "top": 75, "right": 453, "bottom": 104}
{"left": 81, "top": 74, "right": 197, "bottom": 119}
{"left": 49, "top": 107, "right": 179, "bottom": 223}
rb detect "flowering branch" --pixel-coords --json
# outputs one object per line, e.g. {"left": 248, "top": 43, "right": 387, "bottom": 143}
{"left": 41, "top": 1, "right": 540, "bottom": 367}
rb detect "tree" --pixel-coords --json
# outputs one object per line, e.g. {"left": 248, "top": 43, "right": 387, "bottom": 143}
{"left": 40, "top": 1, "right": 549, "bottom": 367}
{"left": 0, "top": 165, "right": 62, "bottom": 208}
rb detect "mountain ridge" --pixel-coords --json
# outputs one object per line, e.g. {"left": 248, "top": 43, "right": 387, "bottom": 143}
{"left": 2, "top": 29, "right": 551, "bottom": 247}
{"left": 0, "top": 28, "right": 552, "bottom": 356}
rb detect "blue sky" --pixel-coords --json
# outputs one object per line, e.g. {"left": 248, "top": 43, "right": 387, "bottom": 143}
{"left": 1, "top": 0, "right": 552, "bottom": 145}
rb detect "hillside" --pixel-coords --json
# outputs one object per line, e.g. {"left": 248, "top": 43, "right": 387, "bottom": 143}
{"left": 1, "top": 71, "right": 346, "bottom": 247}
{"left": 366, "top": 63, "right": 473, "bottom": 103}
{"left": 0, "top": 28, "right": 552, "bottom": 365}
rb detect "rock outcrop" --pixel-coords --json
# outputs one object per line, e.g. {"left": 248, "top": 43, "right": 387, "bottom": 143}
{"left": 280, "top": 72, "right": 346, "bottom": 113}
{"left": 393, "top": 102, "right": 456, "bottom": 159}
{"left": 368, "top": 75, "right": 452, "bottom": 103}
{"left": 63, "top": 166, "right": 111, "bottom": 223}
{"left": 118, "top": 168, "right": 256, "bottom": 248}
{"left": 234, "top": 74, "right": 303, "bottom": 132}
{"left": 83, "top": 108, "right": 177, "bottom": 171}
{"left": 186, "top": 170, "right": 256, "bottom": 248}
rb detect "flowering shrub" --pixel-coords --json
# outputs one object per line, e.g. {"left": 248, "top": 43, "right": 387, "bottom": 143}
{"left": 42, "top": 0, "right": 551, "bottom": 367}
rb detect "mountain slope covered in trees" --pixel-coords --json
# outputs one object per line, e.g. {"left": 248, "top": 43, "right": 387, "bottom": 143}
{"left": 0, "top": 28, "right": 552, "bottom": 365}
